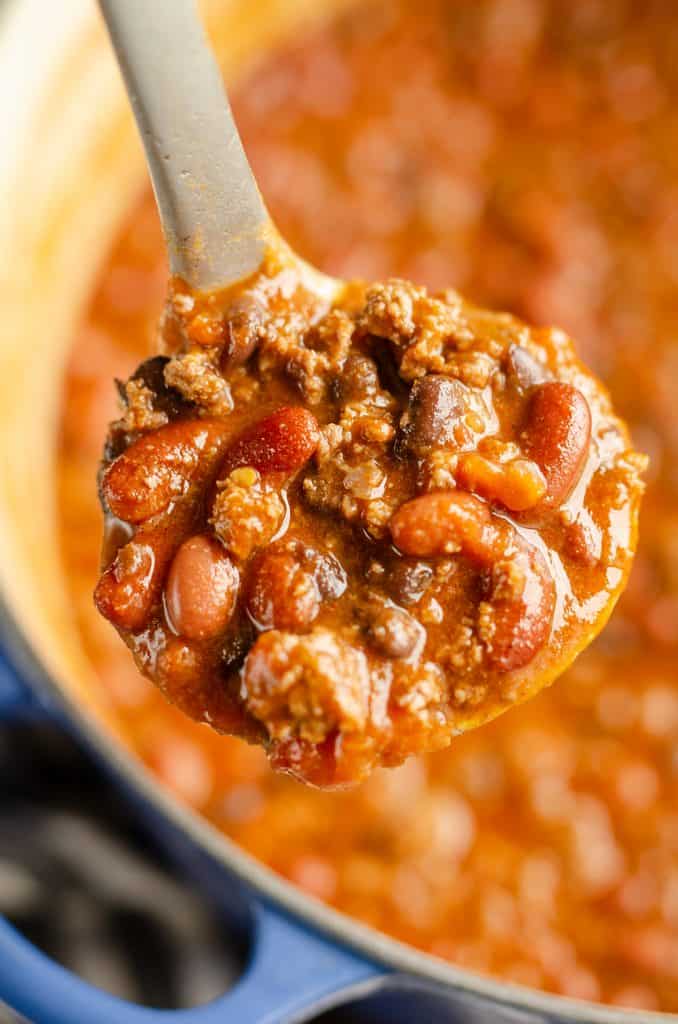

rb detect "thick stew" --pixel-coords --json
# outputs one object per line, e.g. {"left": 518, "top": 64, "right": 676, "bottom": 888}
{"left": 93, "top": 235, "right": 643, "bottom": 787}
{"left": 60, "top": 0, "right": 678, "bottom": 1010}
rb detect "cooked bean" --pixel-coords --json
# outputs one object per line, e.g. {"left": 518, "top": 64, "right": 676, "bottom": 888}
{"left": 402, "top": 375, "right": 471, "bottom": 455}
{"left": 523, "top": 382, "right": 592, "bottom": 508}
{"left": 165, "top": 535, "right": 239, "bottom": 641}
{"left": 390, "top": 490, "right": 508, "bottom": 563}
{"left": 367, "top": 602, "right": 424, "bottom": 659}
{"left": 505, "top": 344, "right": 548, "bottom": 391}
{"left": 247, "top": 542, "right": 346, "bottom": 631}
{"left": 219, "top": 406, "right": 320, "bottom": 477}
{"left": 386, "top": 560, "right": 434, "bottom": 606}
{"left": 480, "top": 542, "right": 555, "bottom": 671}
{"left": 391, "top": 490, "right": 554, "bottom": 669}
{"left": 222, "top": 295, "right": 265, "bottom": 370}
{"left": 94, "top": 524, "right": 173, "bottom": 631}
{"left": 102, "top": 419, "right": 227, "bottom": 524}
{"left": 339, "top": 353, "right": 381, "bottom": 401}
{"left": 130, "top": 356, "right": 195, "bottom": 418}
{"left": 247, "top": 551, "right": 321, "bottom": 631}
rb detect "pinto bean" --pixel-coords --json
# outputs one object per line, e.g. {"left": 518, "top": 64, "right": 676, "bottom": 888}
{"left": 165, "top": 535, "right": 239, "bottom": 641}
{"left": 219, "top": 407, "right": 320, "bottom": 477}
{"left": 390, "top": 491, "right": 509, "bottom": 563}
{"left": 403, "top": 375, "right": 471, "bottom": 455}
{"left": 479, "top": 542, "right": 555, "bottom": 671}
{"left": 94, "top": 524, "right": 175, "bottom": 632}
{"left": 101, "top": 419, "right": 228, "bottom": 524}
{"left": 523, "top": 382, "right": 592, "bottom": 508}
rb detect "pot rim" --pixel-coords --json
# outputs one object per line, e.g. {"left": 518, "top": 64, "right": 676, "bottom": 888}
{"left": 0, "top": 1, "right": 670, "bottom": 1020}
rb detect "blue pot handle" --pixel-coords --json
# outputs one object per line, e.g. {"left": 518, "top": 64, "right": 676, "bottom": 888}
{"left": 0, "top": 651, "right": 386, "bottom": 1022}
{"left": 0, "top": 902, "right": 384, "bottom": 1024}
{"left": 0, "top": 648, "right": 44, "bottom": 720}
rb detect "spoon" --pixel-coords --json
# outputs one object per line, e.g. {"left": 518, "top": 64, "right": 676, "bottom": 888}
{"left": 98, "top": 0, "right": 316, "bottom": 293}
{"left": 94, "top": 0, "right": 645, "bottom": 789}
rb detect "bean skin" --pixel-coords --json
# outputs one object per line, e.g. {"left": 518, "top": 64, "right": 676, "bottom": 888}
{"left": 390, "top": 490, "right": 509, "bottom": 563}
{"left": 247, "top": 550, "right": 321, "bottom": 631}
{"left": 102, "top": 419, "right": 228, "bottom": 524}
{"left": 246, "top": 543, "right": 346, "bottom": 632}
{"left": 221, "top": 295, "right": 265, "bottom": 370}
{"left": 94, "top": 524, "right": 175, "bottom": 632}
{"left": 481, "top": 542, "right": 555, "bottom": 671}
{"left": 367, "top": 602, "right": 424, "bottom": 659}
{"left": 403, "top": 375, "right": 470, "bottom": 455}
{"left": 385, "top": 559, "right": 434, "bottom": 606}
{"left": 523, "top": 382, "right": 592, "bottom": 509}
{"left": 165, "top": 535, "right": 239, "bottom": 641}
{"left": 505, "top": 344, "right": 548, "bottom": 391}
{"left": 129, "top": 356, "right": 195, "bottom": 419}
{"left": 219, "top": 406, "right": 320, "bottom": 477}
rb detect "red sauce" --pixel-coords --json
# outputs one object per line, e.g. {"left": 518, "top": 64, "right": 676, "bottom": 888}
{"left": 59, "top": 0, "right": 678, "bottom": 1009}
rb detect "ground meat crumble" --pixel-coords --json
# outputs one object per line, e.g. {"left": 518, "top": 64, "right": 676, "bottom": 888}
{"left": 94, "top": 246, "right": 645, "bottom": 786}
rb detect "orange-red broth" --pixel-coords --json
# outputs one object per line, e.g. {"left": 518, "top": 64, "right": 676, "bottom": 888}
{"left": 59, "top": 0, "right": 678, "bottom": 1010}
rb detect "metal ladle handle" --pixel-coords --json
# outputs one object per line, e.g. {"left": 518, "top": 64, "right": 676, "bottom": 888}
{"left": 98, "top": 0, "right": 270, "bottom": 291}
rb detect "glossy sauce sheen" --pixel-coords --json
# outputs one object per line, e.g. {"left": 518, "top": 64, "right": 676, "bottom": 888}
{"left": 60, "top": 0, "right": 677, "bottom": 1010}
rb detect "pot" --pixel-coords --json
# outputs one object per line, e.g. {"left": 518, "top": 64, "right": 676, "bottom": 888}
{"left": 0, "top": 2, "right": 667, "bottom": 1021}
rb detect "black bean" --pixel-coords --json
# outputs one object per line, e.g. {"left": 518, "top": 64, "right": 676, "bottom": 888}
{"left": 367, "top": 602, "right": 424, "bottom": 659}
{"left": 131, "top": 355, "right": 195, "bottom": 418}
{"left": 386, "top": 559, "right": 434, "bottom": 606}
{"left": 402, "top": 375, "right": 470, "bottom": 454}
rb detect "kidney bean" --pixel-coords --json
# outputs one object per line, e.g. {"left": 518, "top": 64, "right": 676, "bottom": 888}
{"left": 480, "top": 541, "right": 555, "bottom": 671}
{"left": 246, "top": 542, "right": 346, "bottom": 632}
{"left": 102, "top": 418, "right": 228, "bottom": 524}
{"left": 219, "top": 407, "right": 320, "bottom": 477}
{"left": 164, "top": 535, "right": 239, "bottom": 641}
{"left": 390, "top": 490, "right": 509, "bottom": 563}
{"left": 522, "top": 382, "right": 592, "bottom": 508}
{"left": 456, "top": 452, "right": 547, "bottom": 512}
{"left": 247, "top": 551, "right": 320, "bottom": 631}
{"left": 94, "top": 524, "right": 175, "bottom": 632}
{"left": 403, "top": 375, "right": 470, "bottom": 455}
{"left": 391, "top": 491, "right": 554, "bottom": 669}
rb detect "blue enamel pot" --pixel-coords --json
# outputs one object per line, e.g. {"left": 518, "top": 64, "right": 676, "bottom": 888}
{"left": 0, "top": 1, "right": 668, "bottom": 1021}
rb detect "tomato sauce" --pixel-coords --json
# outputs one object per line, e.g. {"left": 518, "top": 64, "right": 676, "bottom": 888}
{"left": 59, "top": 0, "right": 678, "bottom": 1009}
